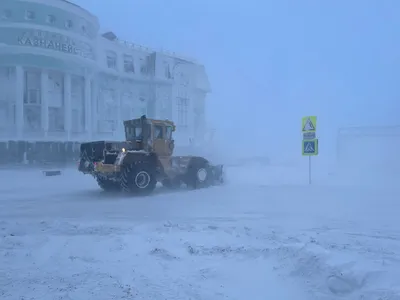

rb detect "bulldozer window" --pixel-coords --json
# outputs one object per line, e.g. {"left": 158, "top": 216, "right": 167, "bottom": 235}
{"left": 154, "top": 125, "right": 163, "bottom": 139}
{"left": 166, "top": 126, "right": 173, "bottom": 139}
{"left": 125, "top": 126, "right": 142, "bottom": 140}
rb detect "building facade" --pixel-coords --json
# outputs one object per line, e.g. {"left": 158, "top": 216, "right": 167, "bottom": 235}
{"left": 0, "top": 0, "right": 211, "bottom": 146}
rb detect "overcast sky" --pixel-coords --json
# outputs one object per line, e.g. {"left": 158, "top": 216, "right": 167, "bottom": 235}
{"left": 74, "top": 0, "right": 400, "bottom": 162}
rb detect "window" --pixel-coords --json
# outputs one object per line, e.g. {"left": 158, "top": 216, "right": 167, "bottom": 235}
{"left": 164, "top": 62, "right": 172, "bottom": 79}
{"left": 181, "top": 73, "right": 190, "bottom": 87}
{"left": 166, "top": 126, "right": 173, "bottom": 139}
{"left": 49, "top": 107, "right": 64, "bottom": 131}
{"left": 65, "top": 20, "right": 73, "bottom": 29}
{"left": 1, "top": 10, "right": 11, "bottom": 20}
{"left": 46, "top": 15, "right": 55, "bottom": 24}
{"left": 0, "top": 103, "right": 7, "bottom": 128}
{"left": 177, "top": 98, "right": 188, "bottom": 129}
{"left": 154, "top": 125, "right": 163, "bottom": 139}
{"left": 24, "top": 71, "right": 41, "bottom": 105}
{"left": 140, "top": 57, "right": 147, "bottom": 75}
{"left": 121, "top": 92, "right": 133, "bottom": 120}
{"left": 24, "top": 89, "right": 40, "bottom": 104}
{"left": 106, "top": 51, "right": 117, "bottom": 69}
{"left": 24, "top": 106, "right": 41, "bottom": 131}
{"left": 125, "top": 126, "right": 142, "bottom": 140}
{"left": 123, "top": 55, "right": 135, "bottom": 73}
{"left": 25, "top": 10, "right": 35, "bottom": 20}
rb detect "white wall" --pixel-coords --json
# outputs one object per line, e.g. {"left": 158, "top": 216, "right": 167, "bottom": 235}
{"left": 0, "top": 0, "right": 210, "bottom": 142}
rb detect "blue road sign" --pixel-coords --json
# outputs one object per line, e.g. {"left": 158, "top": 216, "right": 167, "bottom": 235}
{"left": 302, "top": 139, "right": 318, "bottom": 156}
{"left": 303, "top": 132, "right": 316, "bottom": 140}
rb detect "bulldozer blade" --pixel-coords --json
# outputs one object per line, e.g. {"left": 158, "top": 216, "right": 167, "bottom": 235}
{"left": 211, "top": 164, "right": 224, "bottom": 184}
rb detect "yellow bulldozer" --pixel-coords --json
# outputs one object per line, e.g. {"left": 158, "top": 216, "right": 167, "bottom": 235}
{"left": 78, "top": 115, "right": 224, "bottom": 195}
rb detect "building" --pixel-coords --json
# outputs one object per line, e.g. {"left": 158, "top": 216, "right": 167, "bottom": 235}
{"left": 0, "top": 0, "right": 211, "bottom": 146}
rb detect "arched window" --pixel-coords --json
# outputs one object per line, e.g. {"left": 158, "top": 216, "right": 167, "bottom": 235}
{"left": 106, "top": 51, "right": 117, "bottom": 70}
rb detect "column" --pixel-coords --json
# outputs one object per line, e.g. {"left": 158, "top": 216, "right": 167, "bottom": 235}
{"left": 15, "top": 66, "right": 24, "bottom": 139}
{"left": 168, "top": 85, "right": 173, "bottom": 121}
{"left": 148, "top": 83, "right": 157, "bottom": 118}
{"left": 116, "top": 89, "right": 123, "bottom": 139}
{"left": 187, "top": 97, "right": 194, "bottom": 146}
{"left": 171, "top": 84, "right": 177, "bottom": 125}
{"left": 84, "top": 75, "right": 92, "bottom": 139}
{"left": 91, "top": 80, "right": 98, "bottom": 139}
{"left": 200, "top": 95, "right": 207, "bottom": 144}
{"left": 40, "top": 71, "right": 49, "bottom": 136}
{"left": 63, "top": 73, "right": 71, "bottom": 140}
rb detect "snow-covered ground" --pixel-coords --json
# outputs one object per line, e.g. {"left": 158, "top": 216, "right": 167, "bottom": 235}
{"left": 0, "top": 163, "right": 399, "bottom": 300}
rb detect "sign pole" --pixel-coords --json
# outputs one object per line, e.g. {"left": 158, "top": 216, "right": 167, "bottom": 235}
{"left": 308, "top": 156, "right": 311, "bottom": 185}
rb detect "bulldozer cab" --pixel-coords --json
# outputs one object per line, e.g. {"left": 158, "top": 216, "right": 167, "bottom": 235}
{"left": 123, "top": 115, "right": 175, "bottom": 156}
{"left": 152, "top": 120, "right": 175, "bottom": 157}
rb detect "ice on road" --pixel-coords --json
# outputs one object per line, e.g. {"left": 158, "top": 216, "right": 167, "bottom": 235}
{"left": 0, "top": 164, "right": 399, "bottom": 300}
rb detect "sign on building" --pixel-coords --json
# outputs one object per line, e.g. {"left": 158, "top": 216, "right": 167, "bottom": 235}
{"left": 0, "top": 28, "right": 94, "bottom": 60}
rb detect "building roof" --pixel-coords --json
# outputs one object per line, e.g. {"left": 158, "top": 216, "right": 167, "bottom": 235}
{"left": 100, "top": 30, "right": 197, "bottom": 63}
{"left": 60, "top": 0, "right": 96, "bottom": 19}
{"left": 61, "top": 0, "right": 82, "bottom": 9}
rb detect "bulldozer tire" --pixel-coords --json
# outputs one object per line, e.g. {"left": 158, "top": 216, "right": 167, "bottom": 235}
{"left": 120, "top": 162, "right": 157, "bottom": 195}
{"left": 185, "top": 159, "right": 211, "bottom": 189}
{"left": 96, "top": 177, "right": 121, "bottom": 192}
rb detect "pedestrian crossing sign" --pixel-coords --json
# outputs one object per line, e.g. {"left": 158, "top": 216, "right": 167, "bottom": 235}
{"left": 302, "top": 116, "right": 317, "bottom": 132}
{"left": 302, "top": 139, "right": 318, "bottom": 156}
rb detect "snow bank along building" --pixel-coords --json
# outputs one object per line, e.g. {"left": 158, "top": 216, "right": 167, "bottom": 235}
{"left": 0, "top": 0, "right": 211, "bottom": 147}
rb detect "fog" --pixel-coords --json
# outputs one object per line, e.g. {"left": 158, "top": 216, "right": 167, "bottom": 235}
{"left": 75, "top": 0, "right": 400, "bottom": 174}
{"left": 2, "top": 2, "right": 400, "bottom": 299}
